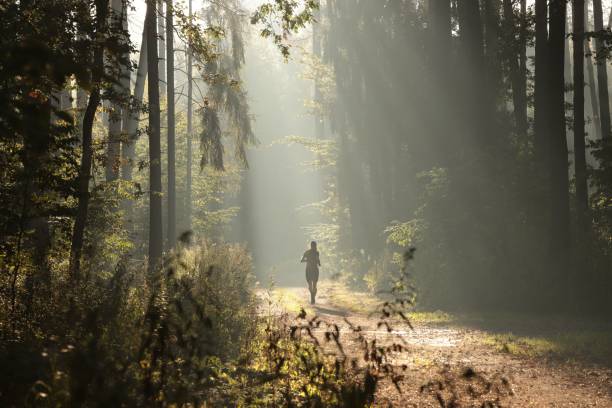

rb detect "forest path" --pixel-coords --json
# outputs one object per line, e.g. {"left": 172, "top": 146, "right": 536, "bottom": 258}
{"left": 268, "top": 285, "right": 612, "bottom": 407}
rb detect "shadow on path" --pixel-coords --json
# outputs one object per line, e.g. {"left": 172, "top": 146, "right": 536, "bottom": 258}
{"left": 312, "top": 304, "right": 348, "bottom": 317}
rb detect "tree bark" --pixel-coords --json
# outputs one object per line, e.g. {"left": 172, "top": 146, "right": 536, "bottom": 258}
{"left": 69, "top": 0, "right": 109, "bottom": 279}
{"left": 484, "top": 0, "right": 502, "bottom": 106}
{"left": 586, "top": 42, "right": 603, "bottom": 139}
{"left": 457, "top": 0, "right": 486, "bottom": 146}
{"left": 105, "top": 0, "right": 123, "bottom": 182}
{"left": 574, "top": 0, "right": 589, "bottom": 214}
{"left": 313, "top": 6, "right": 324, "bottom": 140}
{"left": 428, "top": 0, "right": 453, "bottom": 163}
{"left": 503, "top": 0, "right": 528, "bottom": 137}
{"left": 121, "top": 28, "right": 147, "bottom": 185}
{"left": 534, "top": 0, "right": 550, "bottom": 167}
{"left": 548, "top": 0, "right": 571, "bottom": 300}
{"left": 157, "top": 0, "right": 166, "bottom": 96}
{"left": 146, "top": 0, "right": 163, "bottom": 273}
{"left": 592, "top": 0, "right": 611, "bottom": 139}
{"left": 166, "top": 0, "right": 176, "bottom": 249}
{"left": 117, "top": 0, "right": 130, "bottom": 176}
{"left": 519, "top": 0, "right": 527, "bottom": 112}
{"left": 585, "top": 0, "right": 602, "bottom": 140}
{"left": 186, "top": 0, "right": 193, "bottom": 233}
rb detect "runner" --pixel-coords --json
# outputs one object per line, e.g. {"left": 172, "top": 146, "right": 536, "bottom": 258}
{"left": 301, "top": 241, "right": 321, "bottom": 304}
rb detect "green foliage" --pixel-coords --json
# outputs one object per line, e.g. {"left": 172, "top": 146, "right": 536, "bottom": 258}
{"left": 199, "top": 1, "right": 257, "bottom": 171}
{"left": 276, "top": 135, "right": 338, "bottom": 169}
{"left": 251, "top": 0, "right": 320, "bottom": 59}
{"left": 385, "top": 220, "right": 423, "bottom": 249}
{"left": 589, "top": 138, "right": 612, "bottom": 250}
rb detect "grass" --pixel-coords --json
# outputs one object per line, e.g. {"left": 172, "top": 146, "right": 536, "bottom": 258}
{"left": 481, "top": 330, "right": 612, "bottom": 365}
{"left": 318, "top": 281, "right": 455, "bottom": 324}
{"left": 321, "top": 281, "right": 381, "bottom": 314}
{"left": 269, "top": 287, "right": 315, "bottom": 315}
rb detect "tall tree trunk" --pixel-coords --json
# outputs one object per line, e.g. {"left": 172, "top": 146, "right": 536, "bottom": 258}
{"left": 586, "top": 0, "right": 602, "bottom": 140}
{"left": 166, "top": 0, "right": 176, "bottom": 249}
{"left": 586, "top": 42, "right": 603, "bottom": 139}
{"left": 146, "top": 0, "right": 163, "bottom": 273}
{"left": 313, "top": 6, "right": 324, "bottom": 140}
{"left": 503, "top": 0, "right": 528, "bottom": 137}
{"left": 593, "top": 0, "right": 611, "bottom": 139}
{"left": 121, "top": 28, "right": 147, "bottom": 185}
{"left": 534, "top": 0, "right": 550, "bottom": 167}
{"left": 519, "top": 0, "right": 527, "bottom": 114}
{"left": 186, "top": 0, "right": 193, "bottom": 233}
{"left": 428, "top": 0, "right": 453, "bottom": 163}
{"left": 69, "top": 0, "right": 110, "bottom": 279}
{"left": 574, "top": 0, "right": 589, "bottom": 214}
{"left": 484, "top": 0, "right": 502, "bottom": 105}
{"left": 565, "top": 5, "right": 573, "bottom": 86}
{"left": 117, "top": 0, "right": 130, "bottom": 179}
{"left": 548, "top": 0, "right": 571, "bottom": 301}
{"left": 105, "top": 0, "right": 123, "bottom": 182}
{"left": 157, "top": 0, "right": 166, "bottom": 96}
{"left": 457, "top": 0, "right": 486, "bottom": 146}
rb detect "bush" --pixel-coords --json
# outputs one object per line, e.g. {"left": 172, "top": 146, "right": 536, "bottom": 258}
{"left": 0, "top": 240, "right": 258, "bottom": 406}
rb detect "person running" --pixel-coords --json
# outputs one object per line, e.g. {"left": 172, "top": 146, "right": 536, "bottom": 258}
{"left": 301, "top": 241, "right": 321, "bottom": 304}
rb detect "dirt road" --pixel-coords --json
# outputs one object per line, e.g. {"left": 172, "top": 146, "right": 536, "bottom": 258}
{"left": 273, "top": 286, "right": 612, "bottom": 407}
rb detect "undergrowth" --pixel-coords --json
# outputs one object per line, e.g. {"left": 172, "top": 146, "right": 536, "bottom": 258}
{"left": 0, "top": 244, "right": 512, "bottom": 406}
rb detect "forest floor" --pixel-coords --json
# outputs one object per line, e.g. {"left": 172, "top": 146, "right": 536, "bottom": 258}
{"left": 266, "top": 282, "right": 612, "bottom": 407}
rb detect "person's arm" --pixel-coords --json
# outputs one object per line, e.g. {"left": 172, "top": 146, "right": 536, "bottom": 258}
{"left": 317, "top": 253, "right": 321, "bottom": 266}
{"left": 300, "top": 251, "right": 307, "bottom": 263}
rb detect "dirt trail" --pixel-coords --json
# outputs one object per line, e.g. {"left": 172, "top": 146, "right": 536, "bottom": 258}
{"left": 274, "top": 287, "right": 612, "bottom": 407}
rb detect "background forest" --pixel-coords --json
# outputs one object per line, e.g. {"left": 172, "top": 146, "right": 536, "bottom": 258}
{"left": 1, "top": 0, "right": 612, "bottom": 406}
{"left": 305, "top": 0, "right": 612, "bottom": 314}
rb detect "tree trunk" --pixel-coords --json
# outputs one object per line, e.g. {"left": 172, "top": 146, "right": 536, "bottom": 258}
{"left": 157, "top": 0, "right": 166, "bottom": 96}
{"left": 146, "top": 0, "right": 163, "bottom": 273}
{"left": 503, "top": 0, "right": 528, "bottom": 137}
{"left": 105, "top": 1, "right": 123, "bottom": 182}
{"left": 593, "top": 0, "right": 611, "bottom": 139}
{"left": 586, "top": 42, "right": 602, "bottom": 139}
{"left": 484, "top": 0, "right": 502, "bottom": 106}
{"left": 166, "top": 0, "right": 176, "bottom": 249}
{"left": 585, "top": 0, "right": 602, "bottom": 140}
{"left": 121, "top": 28, "right": 147, "bottom": 184}
{"left": 574, "top": 0, "right": 589, "bottom": 214}
{"left": 548, "top": 0, "right": 571, "bottom": 301}
{"left": 457, "top": 0, "right": 486, "bottom": 149}
{"left": 117, "top": 0, "right": 130, "bottom": 174}
{"left": 519, "top": 0, "right": 527, "bottom": 115}
{"left": 534, "top": 0, "right": 550, "bottom": 167}
{"left": 428, "top": 0, "right": 453, "bottom": 163}
{"left": 186, "top": 0, "right": 193, "bottom": 233}
{"left": 69, "top": 0, "right": 109, "bottom": 279}
{"left": 565, "top": 5, "right": 573, "bottom": 87}
{"left": 313, "top": 6, "right": 324, "bottom": 140}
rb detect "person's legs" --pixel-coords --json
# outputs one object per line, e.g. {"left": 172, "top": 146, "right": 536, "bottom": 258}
{"left": 307, "top": 279, "right": 315, "bottom": 304}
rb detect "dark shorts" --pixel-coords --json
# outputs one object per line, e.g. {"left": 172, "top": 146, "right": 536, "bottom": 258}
{"left": 306, "top": 265, "right": 319, "bottom": 283}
